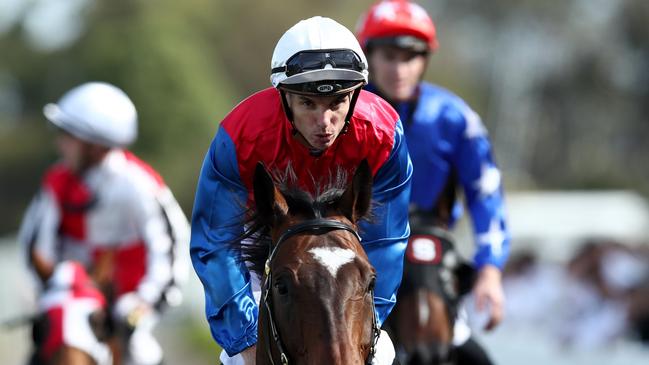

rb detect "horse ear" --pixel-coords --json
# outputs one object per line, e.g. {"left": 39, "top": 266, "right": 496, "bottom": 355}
{"left": 253, "top": 162, "right": 288, "bottom": 225}
{"left": 340, "top": 159, "right": 373, "bottom": 223}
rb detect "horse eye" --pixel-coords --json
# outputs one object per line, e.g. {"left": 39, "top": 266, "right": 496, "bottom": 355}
{"left": 274, "top": 280, "right": 289, "bottom": 296}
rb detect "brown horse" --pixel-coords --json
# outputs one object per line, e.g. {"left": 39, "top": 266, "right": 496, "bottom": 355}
{"left": 234, "top": 160, "right": 380, "bottom": 364}
{"left": 387, "top": 175, "right": 476, "bottom": 365}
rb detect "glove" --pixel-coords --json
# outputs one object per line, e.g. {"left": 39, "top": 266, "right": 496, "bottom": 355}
{"left": 113, "top": 293, "right": 153, "bottom": 330}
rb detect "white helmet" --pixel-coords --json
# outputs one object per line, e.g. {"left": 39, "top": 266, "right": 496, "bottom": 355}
{"left": 43, "top": 82, "right": 137, "bottom": 147}
{"left": 270, "top": 16, "right": 369, "bottom": 96}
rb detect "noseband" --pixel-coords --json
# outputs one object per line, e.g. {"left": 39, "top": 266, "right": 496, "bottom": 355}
{"left": 261, "top": 218, "right": 380, "bottom": 365}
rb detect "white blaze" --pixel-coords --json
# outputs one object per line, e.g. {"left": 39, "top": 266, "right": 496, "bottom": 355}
{"left": 309, "top": 247, "right": 356, "bottom": 277}
{"left": 417, "top": 290, "right": 430, "bottom": 326}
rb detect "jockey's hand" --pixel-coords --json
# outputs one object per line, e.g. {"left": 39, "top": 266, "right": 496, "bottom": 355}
{"left": 473, "top": 264, "right": 505, "bottom": 331}
{"left": 114, "top": 293, "right": 153, "bottom": 329}
{"left": 241, "top": 345, "right": 256, "bottom": 365}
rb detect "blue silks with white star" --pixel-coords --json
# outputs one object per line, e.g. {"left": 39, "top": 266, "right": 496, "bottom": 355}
{"left": 366, "top": 82, "right": 510, "bottom": 269}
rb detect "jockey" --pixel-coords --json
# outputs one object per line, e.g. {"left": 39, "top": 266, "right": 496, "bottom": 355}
{"left": 356, "top": 1, "right": 511, "bottom": 363}
{"left": 18, "top": 82, "right": 190, "bottom": 365}
{"left": 190, "top": 16, "right": 412, "bottom": 365}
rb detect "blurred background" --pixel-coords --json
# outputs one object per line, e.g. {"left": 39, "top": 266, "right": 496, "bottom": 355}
{"left": 1, "top": 0, "right": 648, "bottom": 364}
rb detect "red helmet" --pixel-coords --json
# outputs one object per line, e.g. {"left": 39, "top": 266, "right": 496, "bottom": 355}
{"left": 356, "top": 0, "right": 438, "bottom": 53}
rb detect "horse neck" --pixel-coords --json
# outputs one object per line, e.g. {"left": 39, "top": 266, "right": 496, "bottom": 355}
{"left": 430, "top": 171, "right": 457, "bottom": 229}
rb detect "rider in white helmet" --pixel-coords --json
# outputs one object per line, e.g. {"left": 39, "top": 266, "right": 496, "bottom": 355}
{"left": 18, "top": 82, "right": 190, "bottom": 365}
{"left": 190, "top": 16, "right": 412, "bottom": 365}
{"left": 269, "top": 16, "right": 369, "bottom": 156}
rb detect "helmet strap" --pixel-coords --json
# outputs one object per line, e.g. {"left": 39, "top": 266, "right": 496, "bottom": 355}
{"left": 279, "top": 90, "right": 300, "bottom": 136}
{"left": 280, "top": 89, "right": 316, "bottom": 151}
{"left": 280, "top": 87, "right": 361, "bottom": 152}
{"left": 342, "top": 87, "right": 362, "bottom": 134}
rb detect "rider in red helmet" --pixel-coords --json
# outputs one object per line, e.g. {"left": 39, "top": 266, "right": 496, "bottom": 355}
{"left": 356, "top": 0, "right": 438, "bottom": 54}
{"left": 357, "top": 1, "right": 510, "bottom": 364}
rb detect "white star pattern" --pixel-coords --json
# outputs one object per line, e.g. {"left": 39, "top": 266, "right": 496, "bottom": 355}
{"left": 464, "top": 109, "right": 487, "bottom": 138}
{"left": 372, "top": 1, "right": 430, "bottom": 23}
{"left": 408, "top": 2, "right": 431, "bottom": 23}
{"left": 474, "top": 163, "right": 501, "bottom": 197}
{"left": 477, "top": 219, "right": 505, "bottom": 256}
{"left": 373, "top": 2, "right": 398, "bottom": 21}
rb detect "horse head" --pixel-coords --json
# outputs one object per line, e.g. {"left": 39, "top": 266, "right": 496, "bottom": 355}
{"left": 245, "top": 160, "right": 378, "bottom": 365}
{"left": 390, "top": 210, "right": 476, "bottom": 365}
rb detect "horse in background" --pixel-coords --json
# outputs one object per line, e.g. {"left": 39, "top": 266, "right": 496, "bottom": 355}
{"left": 233, "top": 160, "right": 381, "bottom": 364}
{"left": 27, "top": 250, "right": 109, "bottom": 365}
{"left": 387, "top": 174, "right": 476, "bottom": 365}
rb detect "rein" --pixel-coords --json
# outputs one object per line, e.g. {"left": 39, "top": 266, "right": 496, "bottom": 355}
{"left": 407, "top": 226, "right": 461, "bottom": 327}
{"left": 261, "top": 218, "right": 380, "bottom": 365}
{"left": 400, "top": 225, "right": 462, "bottom": 364}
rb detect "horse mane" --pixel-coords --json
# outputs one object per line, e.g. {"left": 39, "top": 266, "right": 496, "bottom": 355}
{"left": 229, "top": 166, "right": 364, "bottom": 277}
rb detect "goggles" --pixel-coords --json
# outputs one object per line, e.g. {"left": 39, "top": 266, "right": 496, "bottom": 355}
{"left": 272, "top": 49, "right": 366, "bottom": 77}
{"left": 366, "top": 36, "right": 429, "bottom": 54}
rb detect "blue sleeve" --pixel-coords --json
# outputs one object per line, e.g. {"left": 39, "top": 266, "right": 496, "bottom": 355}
{"left": 189, "top": 126, "right": 258, "bottom": 356}
{"left": 449, "top": 108, "right": 510, "bottom": 270}
{"left": 359, "top": 118, "right": 412, "bottom": 325}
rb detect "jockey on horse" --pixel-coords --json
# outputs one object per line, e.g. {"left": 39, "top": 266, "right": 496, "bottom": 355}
{"left": 18, "top": 82, "right": 190, "bottom": 365}
{"left": 356, "top": 1, "right": 511, "bottom": 363}
{"left": 189, "top": 16, "right": 412, "bottom": 365}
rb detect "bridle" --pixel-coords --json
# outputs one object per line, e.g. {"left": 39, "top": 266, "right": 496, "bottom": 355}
{"left": 261, "top": 218, "right": 380, "bottom": 365}
{"left": 401, "top": 225, "right": 462, "bottom": 365}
